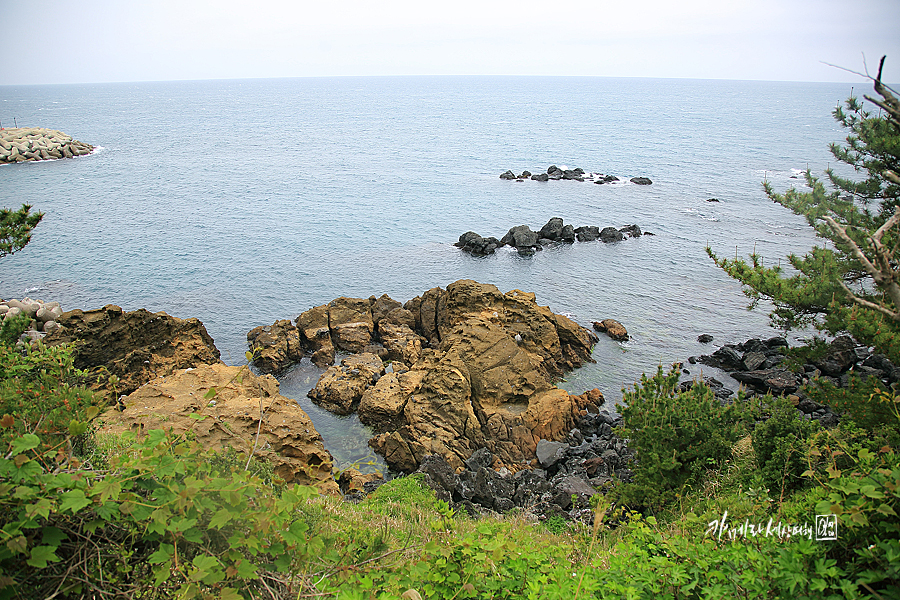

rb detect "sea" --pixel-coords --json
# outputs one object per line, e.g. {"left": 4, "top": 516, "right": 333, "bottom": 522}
{"left": 0, "top": 76, "right": 858, "bottom": 470}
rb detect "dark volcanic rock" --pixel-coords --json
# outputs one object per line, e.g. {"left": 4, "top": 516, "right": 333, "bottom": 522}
{"left": 574, "top": 226, "right": 600, "bottom": 242}
{"left": 455, "top": 231, "right": 501, "bottom": 256}
{"left": 539, "top": 217, "right": 566, "bottom": 240}
{"left": 619, "top": 224, "right": 642, "bottom": 238}
{"left": 630, "top": 177, "right": 653, "bottom": 185}
{"left": 531, "top": 172, "right": 549, "bottom": 181}
{"left": 731, "top": 369, "right": 799, "bottom": 395}
{"left": 500, "top": 225, "right": 539, "bottom": 250}
{"left": 599, "top": 227, "right": 624, "bottom": 243}
{"left": 500, "top": 170, "right": 516, "bottom": 180}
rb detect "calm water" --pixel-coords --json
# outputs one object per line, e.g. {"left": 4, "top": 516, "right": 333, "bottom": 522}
{"left": 0, "top": 76, "right": 855, "bottom": 468}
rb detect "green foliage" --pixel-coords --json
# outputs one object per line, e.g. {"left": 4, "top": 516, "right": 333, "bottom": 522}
{"left": 814, "top": 446, "right": 900, "bottom": 597}
{"left": 752, "top": 396, "right": 819, "bottom": 497}
{"left": 806, "top": 370, "right": 900, "bottom": 431}
{"left": 0, "top": 341, "right": 100, "bottom": 451}
{"left": 618, "top": 365, "right": 751, "bottom": 510}
{"left": 0, "top": 315, "right": 31, "bottom": 348}
{"left": 708, "top": 68, "right": 900, "bottom": 362}
{"left": 0, "top": 428, "right": 323, "bottom": 598}
{"left": 0, "top": 205, "right": 43, "bottom": 259}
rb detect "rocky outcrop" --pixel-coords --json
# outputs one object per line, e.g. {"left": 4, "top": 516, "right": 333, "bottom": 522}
{"left": 454, "top": 232, "right": 502, "bottom": 256}
{"left": 247, "top": 319, "right": 304, "bottom": 375}
{"left": 457, "top": 218, "right": 647, "bottom": 256}
{"left": 44, "top": 305, "right": 221, "bottom": 397}
{"left": 414, "top": 408, "right": 631, "bottom": 522}
{"left": 307, "top": 352, "right": 385, "bottom": 415}
{"left": 99, "top": 363, "right": 339, "bottom": 495}
{"left": 247, "top": 280, "right": 602, "bottom": 473}
{"left": 363, "top": 281, "right": 600, "bottom": 472}
{"left": 593, "top": 319, "right": 629, "bottom": 341}
{"left": 686, "top": 334, "right": 900, "bottom": 426}
{"left": 496, "top": 165, "right": 652, "bottom": 185}
{"left": 0, "top": 128, "right": 93, "bottom": 164}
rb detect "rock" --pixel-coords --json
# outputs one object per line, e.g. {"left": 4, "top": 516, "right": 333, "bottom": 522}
{"left": 369, "top": 280, "right": 598, "bottom": 472}
{"left": 416, "top": 454, "right": 461, "bottom": 502}
{"left": 618, "top": 224, "right": 642, "bottom": 238}
{"left": 371, "top": 294, "right": 402, "bottom": 325}
{"left": 377, "top": 321, "right": 424, "bottom": 365}
{"left": 707, "top": 198, "right": 720, "bottom": 202}
{"left": 536, "top": 439, "right": 568, "bottom": 468}
{"left": 455, "top": 231, "right": 501, "bottom": 256}
{"left": 559, "top": 225, "right": 576, "bottom": 243}
{"left": 473, "top": 466, "right": 514, "bottom": 509}
{"left": 593, "top": 319, "right": 628, "bottom": 341}
{"left": 337, "top": 468, "right": 383, "bottom": 494}
{"left": 574, "top": 226, "right": 600, "bottom": 242}
{"left": 307, "top": 352, "right": 384, "bottom": 415}
{"left": 296, "top": 304, "right": 334, "bottom": 367}
{"left": 44, "top": 305, "right": 222, "bottom": 397}
{"left": 742, "top": 351, "right": 767, "bottom": 372}
{"left": 531, "top": 173, "right": 549, "bottom": 182}
{"left": 500, "top": 170, "right": 517, "bottom": 180}
{"left": 99, "top": 363, "right": 338, "bottom": 495}
{"left": 547, "top": 165, "right": 563, "bottom": 177}
{"left": 247, "top": 319, "right": 304, "bottom": 375}
{"left": 630, "top": 177, "right": 652, "bottom": 185}
{"left": 328, "top": 297, "right": 374, "bottom": 354}
{"left": 465, "top": 447, "right": 494, "bottom": 471}
{"left": 599, "top": 227, "right": 624, "bottom": 243}
{"left": 550, "top": 475, "right": 597, "bottom": 510}
{"left": 519, "top": 171, "right": 532, "bottom": 179}
{"left": 500, "top": 225, "right": 539, "bottom": 250}
{"left": 539, "top": 217, "right": 566, "bottom": 241}
{"left": 731, "top": 369, "right": 799, "bottom": 395}
{"left": 358, "top": 369, "right": 422, "bottom": 431}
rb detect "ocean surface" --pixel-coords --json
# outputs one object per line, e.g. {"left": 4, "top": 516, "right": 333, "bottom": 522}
{"left": 0, "top": 76, "right": 857, "bottom": 469}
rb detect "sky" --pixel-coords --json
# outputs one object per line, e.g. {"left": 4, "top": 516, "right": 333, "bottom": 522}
{"left": 1, "top": 0, "right": 898, "bottom": 85}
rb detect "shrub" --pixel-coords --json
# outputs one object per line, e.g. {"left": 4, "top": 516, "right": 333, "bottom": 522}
{"left": 618, "top": 366, "right": 751, "bottom": 510}
{"left": 752, "top": 395, "right": 819, "bottom": 498}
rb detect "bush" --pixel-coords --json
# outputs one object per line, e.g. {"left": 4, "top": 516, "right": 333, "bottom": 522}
{"left": 618, "top": 366, "right": 751, "bottom": 510}
{"left": 752, "top": 395, "right": 819, "bottom": 498}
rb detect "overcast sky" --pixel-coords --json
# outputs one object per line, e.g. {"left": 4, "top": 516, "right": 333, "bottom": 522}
{"left": 2, "top": 0, "right": 898, "bottom": 85}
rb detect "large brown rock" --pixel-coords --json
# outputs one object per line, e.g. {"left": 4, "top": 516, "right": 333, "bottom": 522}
{"left": 295, "top": 304, "right": 335, "bottom": 367}
{"left": 44, "top": 305, "right": 221, "bottom": 397}
{"left": 99, "top": 363, "right": 338, "bottom": 495}
{"left": 593, "top": 319, "right": 629, "bottom": 341}
{"left": 247, "top": 319, "right": 304, "bottom": 374}
{"left": 328, "top": 297, "right": 374, "bottom": 353}
{"left": 307, "top": 352, "right": 385, "bottom": 415}
{"left": 367, "top": 281, "right": 600, "bottom": 472}
{"left": 378, "top": 321, "right": 425, "bottom": 365}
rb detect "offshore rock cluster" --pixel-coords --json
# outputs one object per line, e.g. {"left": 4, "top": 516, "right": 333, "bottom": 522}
{"left": 0, "top": 127, "right": 93, "bottom": 163}
{"left": 456, "top": 217, "right": 646, "bottom": 256}
{"left": 499, "top": 164, "right": 652, "bottom": 185}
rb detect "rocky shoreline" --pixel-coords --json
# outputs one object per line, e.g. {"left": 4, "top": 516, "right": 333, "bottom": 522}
{"left": 11, "top": 284, "right": 891, "bottom": 520}
{"left": 0, "top": 127, "right": 94, "bottom": 164}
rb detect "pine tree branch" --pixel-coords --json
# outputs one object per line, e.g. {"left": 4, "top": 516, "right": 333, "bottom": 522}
{"left": 837, "top": 279, "right": 900, "bottom": 321}
{"left": 821, "top": 212, "right": 900, "bottom": 319}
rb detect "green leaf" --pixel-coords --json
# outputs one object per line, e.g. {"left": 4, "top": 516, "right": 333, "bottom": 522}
{"left": 41, "top": 527, "right": 66, "bottom": 547}
{"left": 59, "top": 490, "right": 92, "bottom": 514}
{"left": 204, "top": 387, "right": 218, "bottom": 399}
{"left": 189, "top": 413, "right": 207, "bottom": 421}
{"left": 220, "top": 588, "right": 243, "bottom": 600}
{"left": 6, "top": 537, "right": 26, "bottom": 555}
{"left": 68, "top": 419, "right": 88, "bottom": 437}
{"left": 876, "top": 503, "right": 898, "bottom": 517}
{"left": 26, "top": 545, "right": 60, "bottom": 568}
{"left": 10, "top": 434, "right": 40, "bottom": 455}
{"left": 85, "top": 405, "right": 100, "bottom": 420}
{"left": 209, "top": 508, "right": 234, "bottom": 530}
{"left": 148, "top": 544, "right": 174, "bottom": 565}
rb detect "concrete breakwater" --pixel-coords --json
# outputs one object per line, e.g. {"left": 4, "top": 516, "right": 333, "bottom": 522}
{"left": 0, "top": 127, "right": 94, "bottom": 163}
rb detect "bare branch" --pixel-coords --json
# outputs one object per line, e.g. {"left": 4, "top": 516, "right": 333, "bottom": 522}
{"left": 821, "top": 215, "right": 879, "bottom": 275}
{"left": 838, "top": 280, "right": 900, "bottom": 320}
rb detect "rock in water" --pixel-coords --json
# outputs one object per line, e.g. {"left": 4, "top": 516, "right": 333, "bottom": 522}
{"left": 368, "top": 280, "right": 600, "bottom": 472}
{"left": 44, "top": 305, "right": 221, "bottom": 397}
{"left": 593, "top": 319, "right": 629, "bottom": 341}
{"left": 99, "top": 363, "right": 339, "bottom": 495}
